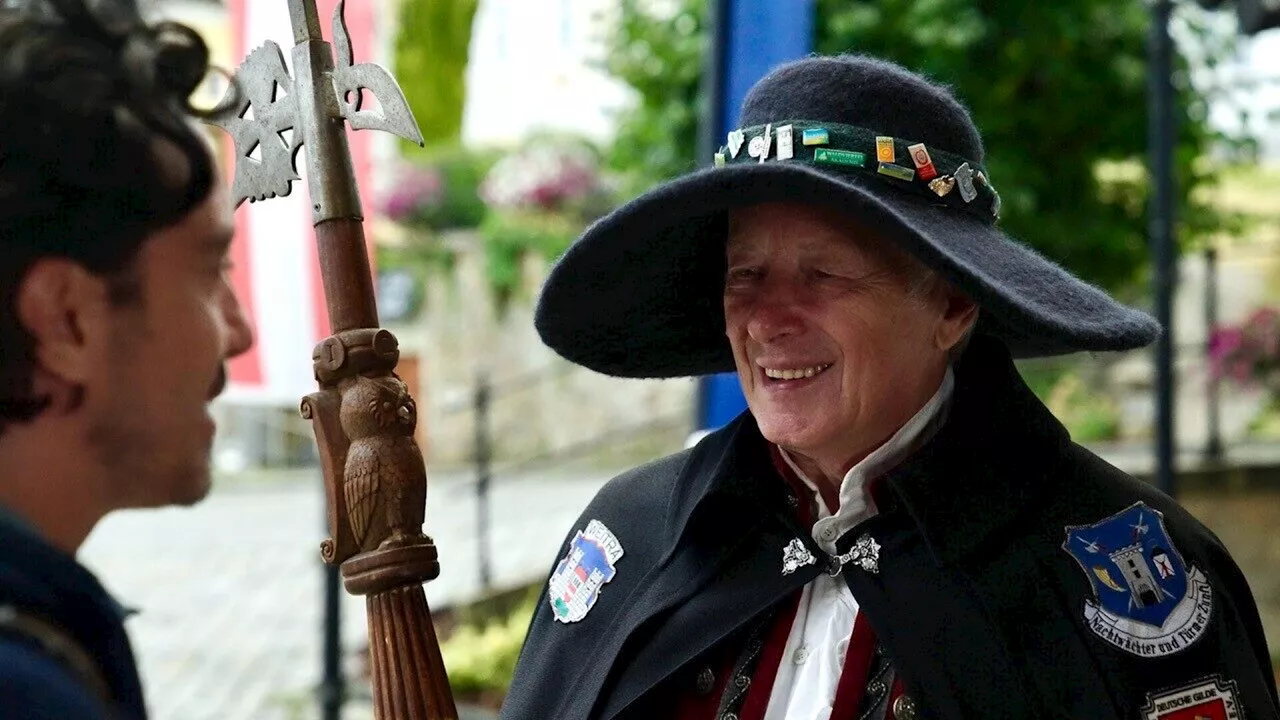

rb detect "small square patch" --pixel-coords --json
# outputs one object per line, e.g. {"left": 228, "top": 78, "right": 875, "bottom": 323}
{"left": 875, "top": 136, "right": 895, "bottom": 163}
{"left": 801, "top": 128, "right": 829, "bottom": 146}
{"left": 1141, "top": 676, "right": 1241, "bottom": 720}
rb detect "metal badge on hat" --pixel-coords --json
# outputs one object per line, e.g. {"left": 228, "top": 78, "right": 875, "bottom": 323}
{"left": 877, "top": 163, "right": 915, "bottom": 182}
{"left": 929, "top": 176, "right": 957, "bottom": 197}
{"left": 975, "top": 171, "right": 1003, "bottom": 218}
{"left": 875, "top": 136, "right": 896, "bottom": 164}
{"left": 776, "top": 124, "right": 795, "bottom": 161}
{"left": 907, "top": 143, "right": 938, "bottom": 181}
{"left": 954, "top": 162, "right": 979, "bottom": 203}
{"left": 815, "top": 148, "right": 866, "bottom": 168}
{"left": 748, "top": 123, "right": 773, "bottom": 163}
{"left": 802, "top": 127, "right": 829, "bottom": 146}
{"left": 711, "top": 120, "right": 1003, "bottom": 225}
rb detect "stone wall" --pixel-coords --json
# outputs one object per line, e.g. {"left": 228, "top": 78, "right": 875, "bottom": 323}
{"left": 397, "top": 233, "right": 696, "bottom": 468}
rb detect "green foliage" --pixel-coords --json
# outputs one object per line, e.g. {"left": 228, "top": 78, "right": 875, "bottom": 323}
{"left": 425, "top": 146, "right": 500, "bottom": 231}
{"left": 602, "top": 0, "right": 1254, "bottom": 294}
{"left": 601, "top": 0, "right": 707, "bottom": 195}
{"left": 1045, "top": 372, "right": 1122, "bottom": 442}
{"left": 441, "top": 591, "right": 537, "bottom": 698}
{"left": 376, "top": 233, "right": 455, "bottom": 291}
{"left": 479, "top": 210, "right": 580, "bottom": 314}
{"left": 1015, "top": 360, "right": 1071, "bottom": 401}
{"left": 394, "top": 0, "right": 480, "bottom": 151}
{"left": 1245, "top": 403, "right": 1280, "bottom": 440}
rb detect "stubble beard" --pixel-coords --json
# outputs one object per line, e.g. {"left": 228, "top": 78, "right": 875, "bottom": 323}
{"left": 88, "top": 413, "right": 213, "bottom": 510}
{"left": 94, "top": 295, "right": 216, "bottom": 509}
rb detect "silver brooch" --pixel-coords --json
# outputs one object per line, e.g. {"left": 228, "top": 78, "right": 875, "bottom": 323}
{"left": 828, "top": 533, "right": 881, "bottom": 576}
{"left": 781, "top": 538, "right": 817, "bottom": 575}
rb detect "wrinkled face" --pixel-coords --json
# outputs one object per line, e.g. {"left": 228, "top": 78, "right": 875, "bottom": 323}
{"left": 723, "top": 202, "right": 971, "bottom": 472}
{"left": 85, "top": 163, "right": 254, "bottom": 509}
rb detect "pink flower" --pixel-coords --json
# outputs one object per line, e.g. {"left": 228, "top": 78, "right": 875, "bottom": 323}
{"left": 1228, "top": 358, "right": 1253, "bottom": 383}
{"left": 480, "top": 145, "right": 603, "bottom": 213}
{"left": 1248, "top": 307, "right": 1280, "bottom": 328}
{"left": 1208, "top": 326, "right": 1243, "bottom": 363}
{"left": 378, "top": 165, "right": 444, "bottom": 222}
{"left": 1209, "top": 305, "right": 1280, "bottom": 385}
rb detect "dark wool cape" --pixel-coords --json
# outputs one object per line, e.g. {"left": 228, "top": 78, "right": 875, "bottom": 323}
{"left": 501, "top": 337, "right": 1280, "bottom": 720}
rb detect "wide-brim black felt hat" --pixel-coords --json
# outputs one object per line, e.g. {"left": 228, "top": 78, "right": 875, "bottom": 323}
{"left": 535, "top": 55, "right": 1161, "bottom": 378}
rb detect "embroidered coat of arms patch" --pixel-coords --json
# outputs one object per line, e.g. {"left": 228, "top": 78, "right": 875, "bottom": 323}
{"left": 1063, "top": 502, "right": 1213, "bottom": 657}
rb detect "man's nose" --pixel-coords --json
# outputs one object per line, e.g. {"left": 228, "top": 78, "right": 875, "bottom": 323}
{"left": 745, "top": 282, "right": 805, "bottom": 344}
{"left": 223, "top": 287, "right": 255, "bottom": 359}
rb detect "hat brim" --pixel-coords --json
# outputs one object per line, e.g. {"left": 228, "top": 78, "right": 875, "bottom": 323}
{"left": 535, "top": 161, "right": 1160, "bottom": 378}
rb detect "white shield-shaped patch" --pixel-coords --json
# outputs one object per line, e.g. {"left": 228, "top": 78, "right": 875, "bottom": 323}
{"left": 548, "top": 520, "right": 624, "bottom": 623}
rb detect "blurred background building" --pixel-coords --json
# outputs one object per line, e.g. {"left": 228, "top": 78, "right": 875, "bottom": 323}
{"left": 73, "top": 0, "right": 1280, "bottom": 718}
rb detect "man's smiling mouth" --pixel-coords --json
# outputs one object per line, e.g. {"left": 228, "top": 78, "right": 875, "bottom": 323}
{"left": 762, "top": 363, "right": 833, "bottom": 381}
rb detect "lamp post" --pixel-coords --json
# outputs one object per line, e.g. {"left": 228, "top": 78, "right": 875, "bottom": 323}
{"left": 1149, "top": 0, "right": 1178, "bottom": 498}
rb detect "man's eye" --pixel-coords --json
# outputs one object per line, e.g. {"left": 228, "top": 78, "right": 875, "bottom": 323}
{"left": 726, "top": 267, "right": 763, "bottom": 283}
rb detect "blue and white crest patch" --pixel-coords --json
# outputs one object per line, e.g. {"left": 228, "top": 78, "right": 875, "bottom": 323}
{"left": 1063, "top": 502, "right": 1213, "bottom": 657}
{"left": 548, "top": 519, "right": 624, "bottom": 624}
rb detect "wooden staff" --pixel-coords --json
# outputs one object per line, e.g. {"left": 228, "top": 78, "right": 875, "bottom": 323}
{"left": 206, "top": 2, "right": 458, "bottom": 717}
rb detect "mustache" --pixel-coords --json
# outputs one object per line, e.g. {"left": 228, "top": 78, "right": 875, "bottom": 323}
{"left": 210, "top": 365, "right": 228, "bottom": 399}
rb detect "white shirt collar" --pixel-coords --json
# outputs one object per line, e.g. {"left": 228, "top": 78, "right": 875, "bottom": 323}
{"left": 778, "top": 365, "right": 955, "bottom": 549}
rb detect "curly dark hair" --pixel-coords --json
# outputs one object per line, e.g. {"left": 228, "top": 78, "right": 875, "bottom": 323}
{"left": 0, "top": 0, "right": 227, "bottom": 433}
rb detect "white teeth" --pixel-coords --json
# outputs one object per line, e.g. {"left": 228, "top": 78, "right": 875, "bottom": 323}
{"left": 763, "top": 364, "right": 832, "bottom": 380}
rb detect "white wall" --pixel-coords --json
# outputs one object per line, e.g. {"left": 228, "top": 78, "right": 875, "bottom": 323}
{"left": 461, "top": 0, "right": 633, "bottom": 146}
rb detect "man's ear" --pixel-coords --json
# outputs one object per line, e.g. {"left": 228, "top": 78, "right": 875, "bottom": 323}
{"left": 934, "top": 284, "right": 979, "bottom": 353}
{"left": 15, "top": 259, "right": 111, "bottom": 386}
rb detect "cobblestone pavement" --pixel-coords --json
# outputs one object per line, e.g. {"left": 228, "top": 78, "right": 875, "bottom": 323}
{"left": 78, "top": 467, "right": 610, "bottom": 720}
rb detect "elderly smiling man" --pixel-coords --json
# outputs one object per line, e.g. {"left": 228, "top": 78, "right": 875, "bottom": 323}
{"left": 500, "top": 56, "right": 1280, "bottom": 720}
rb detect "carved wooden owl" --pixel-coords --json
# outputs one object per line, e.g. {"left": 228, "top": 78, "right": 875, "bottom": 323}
{"left": 340, "top": 374, "right": 427, "bottom": 553}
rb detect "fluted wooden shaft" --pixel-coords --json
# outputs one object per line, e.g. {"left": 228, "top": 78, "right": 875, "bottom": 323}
{"left": 367, "top": 586, "right": 458, "bottom": 720}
